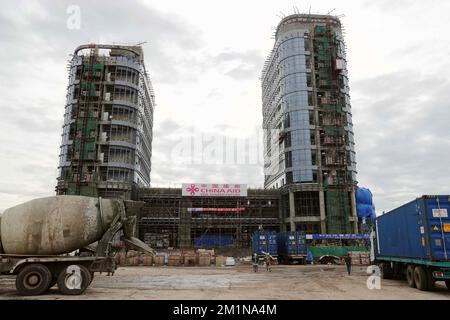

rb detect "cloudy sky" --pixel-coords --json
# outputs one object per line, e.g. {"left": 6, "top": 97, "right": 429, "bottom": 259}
{"left": 0, "top": 0, "right": 449, "bottom": 213}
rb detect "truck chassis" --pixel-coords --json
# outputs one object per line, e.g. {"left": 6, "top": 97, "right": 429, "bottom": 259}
{"left": 0, "top": 254, "right": 116, "bottom": 296}
{"left": 375, "top": 257, "right": 450, "bottom": 291}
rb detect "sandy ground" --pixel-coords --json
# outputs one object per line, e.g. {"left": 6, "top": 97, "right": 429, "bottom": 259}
{"left": 1, "top": 264, "right": 449, "bottom": 300}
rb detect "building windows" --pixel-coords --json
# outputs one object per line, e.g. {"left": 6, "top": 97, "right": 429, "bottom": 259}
{"left": 286, "top": 169, "right": 318, "bottom": 184}
{"left": 285, "top": 149, "right": 316, "bottom": 168}
{"left": 283, "top": 73, "right": 307, "bottom": 93}
{"left": 296, "top": 222, "right": 320, "bottom": 233}
{"left": 285, "top": 110, "right": 309, "bottom": 128}
{"left": 284, "top": 92, "right": 309, "bottom": 111}
{"left": 109, "top": 146, "right": 135, "bottom": 164}
{"left": 112, "top": 105, "right": 137, "bottom": 123}
{"left": 292, "top": 149, "right": 312, "bottom": 167}
{"left": 112, "top": 85, "right": 138, "bottom": 104}
{"left": 106, "top": 167, "right": 133, "bottom": 182}
{"left": 110, "top": 125, "right": 136, "bottom": 144}
{"left": 294, "top": 191, "right": 320, "bottom": 217}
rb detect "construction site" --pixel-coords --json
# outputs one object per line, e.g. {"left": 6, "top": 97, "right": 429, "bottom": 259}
{"left": 1, "top": 11, "right": 449, "bottom": 303}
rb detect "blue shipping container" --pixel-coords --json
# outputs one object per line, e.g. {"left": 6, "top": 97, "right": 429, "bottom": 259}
{"left": 277, "top": 232, "right": 307, "bottom": 256}
{"left": 252, "top": 231, "right": 278, "bottom": 256}
{"left": 375, "top": 195, "right": 450, "bottom": 261}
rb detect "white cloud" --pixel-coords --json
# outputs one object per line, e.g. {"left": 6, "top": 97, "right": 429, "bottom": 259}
{"left": 0, "top": 0, "right": 449, "bottom": 214}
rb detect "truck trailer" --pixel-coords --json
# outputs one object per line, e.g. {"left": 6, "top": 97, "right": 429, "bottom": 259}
{"left": 371, "top": 195, "right": 450, "bottom": 291}
{"left": 277, "top": 232, "right": 307, "bottom": 264}
{"left": 0, "top": 195, "right": 154, "bottom": 296}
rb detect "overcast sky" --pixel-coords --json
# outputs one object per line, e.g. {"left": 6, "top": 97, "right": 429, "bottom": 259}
{"left": 0, "top": 0, "right": 449, "bottom": 214}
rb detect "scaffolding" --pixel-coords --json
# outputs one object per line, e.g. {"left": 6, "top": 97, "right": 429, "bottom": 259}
{"left": 137, "top": 188, "right": 281, "bottom": 249}
{"left": 66, "top": 46, "right": 103, "bottom": 196}
{"left": 314, "top": 23, "right": 352, "bottom": 234}
{"left": 57, "top": 44, "right": 154, "bottom": 199}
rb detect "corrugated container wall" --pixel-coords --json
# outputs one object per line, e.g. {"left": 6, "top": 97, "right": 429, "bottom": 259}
{"left": 375, "top": 195, "right": 450, "bottom": 261}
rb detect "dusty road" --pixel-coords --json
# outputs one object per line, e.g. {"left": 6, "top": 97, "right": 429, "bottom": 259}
{"left": 1, "top": 264, "right": 449, "bottom": 300}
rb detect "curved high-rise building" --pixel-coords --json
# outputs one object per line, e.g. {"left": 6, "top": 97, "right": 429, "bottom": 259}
{"left": 56, "top": 44, "right": 155, "bottom": 199}
{"left": 262, "top": 14, "right": 358, "bottom": 233}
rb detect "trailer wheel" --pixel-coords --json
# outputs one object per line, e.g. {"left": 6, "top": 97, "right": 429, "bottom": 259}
{"left": 406, "top": 265, "right": 416, "bottom": 288}
{"left": 57, "top": 264, "right": 91, "bottom": 295}
{"left": 16, "top": 264, "right": 52, "bottom": 296}
{"left": 414, "top": 266, "right": 429, "bottom": 291}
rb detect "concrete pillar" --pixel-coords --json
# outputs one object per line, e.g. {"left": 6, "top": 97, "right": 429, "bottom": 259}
{"left": 289, "top": 191, "right": 296, "bottom": 231}
{"left": 279, "top": 194, "right": 287, "bottom": 232}
{"left": 319, "top": 190, "right": 327, "bottom": 233}
{"left": 350, "top": 190, "right": 358, "bottom": 233}
{"left": 178, "top": 199, "right": 192, "bottom": 248}
{"left": 236, "top": 225, "right": 242, "bottom": 247}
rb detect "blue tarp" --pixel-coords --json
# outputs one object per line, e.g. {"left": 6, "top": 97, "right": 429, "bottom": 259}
{"left": 356, "top": 187, "right": 376, "bottom": 220}
{"left": 356, "top": 188, "right": 373, "bottom": 205}
{"left": 194, "top": 234, "right": 233, "bottom": 247}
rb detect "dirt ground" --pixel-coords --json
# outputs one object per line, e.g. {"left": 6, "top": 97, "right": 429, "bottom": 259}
{"left": 1, "top": 264, "right": 449, "bottom": 300}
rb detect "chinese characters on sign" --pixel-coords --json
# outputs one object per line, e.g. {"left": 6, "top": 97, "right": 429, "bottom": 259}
{"left": 182, "top": 183, "right": 248, "bottom": 197}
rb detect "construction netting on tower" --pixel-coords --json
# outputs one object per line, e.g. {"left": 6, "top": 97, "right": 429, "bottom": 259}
{"left": 314, "top": 22, "right": 352, "bottom": 234}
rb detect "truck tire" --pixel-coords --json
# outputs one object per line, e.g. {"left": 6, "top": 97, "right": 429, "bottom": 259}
{"left": 414, "top": 266, "right": 429, "bottom": 291}
{"left": 16, "top": 264, "right": 52, "bottom": 296}
{"left": 57, "top": 264, "right": 91, "bottom": 295}
{"left": 406, "top": 265, "right": 415, "bottom": 288}
{"left": 380, "top": 263, "right": 393, "bottom": 279}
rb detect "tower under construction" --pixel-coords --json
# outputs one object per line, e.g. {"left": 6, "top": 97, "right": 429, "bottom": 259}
{"left": 56, "top": 44, "right": 155, "bottom": 199}
{"left": 262, "top": 14, "right": 358, "bottom": 234}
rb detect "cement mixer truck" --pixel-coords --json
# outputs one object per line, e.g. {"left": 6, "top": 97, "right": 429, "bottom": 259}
{"left": 0, "top": 195, "right": 154, "bottom": 296}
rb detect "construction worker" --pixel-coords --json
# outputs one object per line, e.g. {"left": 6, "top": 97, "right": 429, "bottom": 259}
{"left": 264, "top": 252, "right": 272, "bottom": 272}
{"left": 252, "top": 253, "right": 259, "bottom": 273}
{"left": 344, "top": 253, "right": 352, "bottom": 275}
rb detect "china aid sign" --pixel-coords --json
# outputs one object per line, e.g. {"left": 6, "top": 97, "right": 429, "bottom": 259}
{"left": 182, "top": 183, "right": 248, "bottom": 197}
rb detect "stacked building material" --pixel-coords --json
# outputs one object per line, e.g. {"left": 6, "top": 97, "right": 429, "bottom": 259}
{"left": 126, "top": 250, "right": 140, "bottom": 266}
{"left": 184, "top": 254, "right": 196, "bottom": 266}
{"left": 154, "top": 254, "right": 165, "bottom": 266}
{"left": 348, "top": 251, "right": 370, "bottom": 265}
{"left": 142, "top": 254, "right": 153, "bottom": 266}
{"left": 115, "top": 250, "right": 127, "bottom": 266}
{"left": 198, "top": 253, "right": 212, "bottom": 266}
{"left": 168, "top": 250, "right": 182, "bottom": 266}
{"left": 215, "top": 256, "right": 227, "bottom": 267}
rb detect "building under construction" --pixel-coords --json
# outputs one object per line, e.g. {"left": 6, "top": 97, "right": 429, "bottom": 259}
{"left": 262, "top": 14, "right": 358, "bottom": 234}
{"left": 56, "top": 44, "right": 155, "bottom": 199}
{"left": 137, "top": 187, "right": 280, "bottom": 249}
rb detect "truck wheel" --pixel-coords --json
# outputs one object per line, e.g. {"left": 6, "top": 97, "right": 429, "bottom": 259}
{"left": 57, "top": 265, "right": 91, "bottom": 295}
{"left": 380, "top": 263, "right": 393, "bottom": 279}
{"left": 406, "top": 265, "right": 415, "bottom": 288}
{"left": 414, "top": 266, "right": 429, "bottom": 291}
{"left": 16, "top": 264, "right": 52, "bottom": 296}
